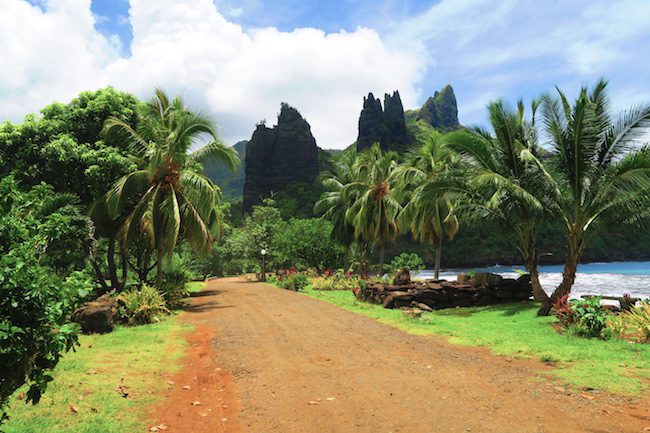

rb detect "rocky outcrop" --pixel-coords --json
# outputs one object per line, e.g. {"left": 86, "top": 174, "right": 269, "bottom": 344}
{"left": 406, "top": 84, "right": 460, "bottom": 131}
{"left": 354, "top": 272, "right": 532, "bottom": 310}
{"left": 356, "top": 86, "right": 459, "bottom": 153}
{"left": 356, "top": 93, "right": 385, "bottom": 152}
{"left": 243, "top": 103, "right": 319, "bottom": 213}
{"left": 356, "top": 91, "right": 408, "bottom": 153}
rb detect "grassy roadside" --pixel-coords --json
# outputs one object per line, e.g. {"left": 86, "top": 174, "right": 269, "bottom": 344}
{"left": 4, "top": 317, "right": 192, "bottom": 433}
{"left": 186, "top": 280, "right": 207, "bottom": 293}
{"left": 302, "top": 287, "right": 650, "bottom": 395}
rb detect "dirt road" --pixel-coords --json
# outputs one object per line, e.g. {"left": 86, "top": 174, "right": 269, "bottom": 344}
{"left": 151, "top": 276, "right": 650, "bottom": 433}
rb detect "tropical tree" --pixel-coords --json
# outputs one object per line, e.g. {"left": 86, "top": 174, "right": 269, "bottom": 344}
{"left": 101, "top": 89, "right": 239, "bottom": 287}
{"left": 397, "top": 133, "right": 460, "bottom": 279}
{"left": 314, "top": 149, "right": 358, "bottom": 271}
{"left": 446, "top": 100, "right": 550, "bottom": 300}
{"left": 535, "top": 80, "right": 650, "bottom": 315}
{"left": 343, "top": 144, "right": 401, "bottom": 274}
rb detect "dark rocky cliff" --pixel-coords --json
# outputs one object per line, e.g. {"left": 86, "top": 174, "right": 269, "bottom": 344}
{"left": 243, "top": 103, "right": 319, "bottom": 213}
{"left": 357, "top": 85, "right": 460, "bottom": 153}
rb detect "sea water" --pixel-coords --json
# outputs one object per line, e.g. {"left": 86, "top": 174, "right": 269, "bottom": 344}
{"left": 416, "top": 261, "right": 650, "bottom": 300}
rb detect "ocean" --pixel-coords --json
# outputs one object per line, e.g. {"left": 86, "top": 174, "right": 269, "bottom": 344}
{"left": 416, "top": 261, "right": 650, "bottom": 300}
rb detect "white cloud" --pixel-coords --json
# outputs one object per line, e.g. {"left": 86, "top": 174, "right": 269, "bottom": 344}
{"left": 0, "top": 0, "right": 423, "bottom": 149}
{"left": 386, "top": 0, "right": 650, "bottom": 126}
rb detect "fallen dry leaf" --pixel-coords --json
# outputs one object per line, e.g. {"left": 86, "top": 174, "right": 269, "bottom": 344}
{"left": 166, "top": 381, "right": 175, "bottom": 385}
{"left": 308, "top": 401, "right": 319, "bottom": 405}
{"left": 325, "top": 397, "right": 336, "bottom": 401}
{"left": 182, "top": 385, "right": 191, "bottom": 390}
{"left": 191, "top": 401, "right": 201, "bottom": 406}
{"left": 580, "top": 394, "right": 595, "bottom": 400}
{"left": 199, "top": 412, "right": 208, "bottom": 417}
{"left": 69, "top": 405, "right": 79, "bottom": 414}
{"left": 221, "top": 418, "right": 228, "bottom": 422}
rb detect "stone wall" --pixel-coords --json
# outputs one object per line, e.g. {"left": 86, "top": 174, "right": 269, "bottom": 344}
{"left": 354, "top": 273, "right": 532, "bottom": 310}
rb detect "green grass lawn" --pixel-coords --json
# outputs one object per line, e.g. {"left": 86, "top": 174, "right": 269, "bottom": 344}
{"left": 303, "top": 288, "right": 650, "bottom": 395}
{"left": 4, "top": 317, "right": 191, "bottom": 433}
{"left": 185, "top": 280, "right": 206, "bottom": 293}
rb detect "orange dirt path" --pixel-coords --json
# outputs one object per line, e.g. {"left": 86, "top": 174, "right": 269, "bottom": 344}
{"left": 149, "top": 276, "right": 650, "bottom": 432}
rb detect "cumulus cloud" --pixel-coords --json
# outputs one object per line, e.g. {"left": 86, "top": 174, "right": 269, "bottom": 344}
{"left": 0, "top": 0, "right": 423, "bottom": 149}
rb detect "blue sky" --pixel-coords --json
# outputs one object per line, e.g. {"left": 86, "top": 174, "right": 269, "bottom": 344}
{"left": 6, "top": 0, "right": 650, "bottom": 149}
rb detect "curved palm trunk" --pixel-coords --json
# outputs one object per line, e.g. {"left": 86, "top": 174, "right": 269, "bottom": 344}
{"left": 526, "top": 257, "right": 546, "bottom": 302}
{"left": 434, "top": 238, "right": 442, "bottom": 280}
{"left": 538, "top": 230, "right": 584, "bottom": 316}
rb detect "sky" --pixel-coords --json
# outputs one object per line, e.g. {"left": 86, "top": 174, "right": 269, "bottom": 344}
{"left": 1, "top": 0, "right": 650, "bottom": 149}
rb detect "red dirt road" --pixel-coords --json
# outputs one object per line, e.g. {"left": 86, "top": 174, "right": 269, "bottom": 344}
{"left": 150, "top": 276, "right": 650, "bottom": 433}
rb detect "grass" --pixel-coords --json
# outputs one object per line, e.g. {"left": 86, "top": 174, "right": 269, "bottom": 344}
{"left": 185, "top": 280, "right": 206, "bottom": 293}
{"left": 4, "top": 317, "right": 191, "bottom": 433}
{"left": 302, "top": 287, "right": 650, "bottom": 395}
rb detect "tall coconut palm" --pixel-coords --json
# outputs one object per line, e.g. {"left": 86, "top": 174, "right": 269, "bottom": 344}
{"left": 101, "top": 89, "right": 239, "bottom": 287}
{"left": 396, "top": 133, "right": 460, "bottom": 279}
{"left": 343, "top": 144, "right": 401, "bottom": 275}
{"left": 446, "top": 99, "right": 549, "bottom": 301}
{"left": 535, "top": 80, "right": 650, "bottom": 315}
{"left": 314, "top": 149, "right": 358, "bottom": 271}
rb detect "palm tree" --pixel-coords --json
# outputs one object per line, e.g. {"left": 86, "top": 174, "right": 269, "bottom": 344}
{"left": 314, "top": 149, "right": 358, "bottom": 271}
{"left": 446, "top": 100, "right": 549, "bottom": 301}
{"left": 535, "top": 79, "right": 650, "bottom": 315}
{"left": 343, "top": 144, "right": 401, "bottom": 275}
{"left": 101, "top": 89, "right": 239, "bottom": 287}
{"left": 397, "top": 133, "right": 460, "bottom": 279}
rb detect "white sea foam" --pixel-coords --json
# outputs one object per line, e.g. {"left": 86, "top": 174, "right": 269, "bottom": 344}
{"left": 417, "top": 264, "right": 650, "bottom": 300}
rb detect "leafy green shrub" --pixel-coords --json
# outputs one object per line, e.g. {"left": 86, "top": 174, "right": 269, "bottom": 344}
{"left": 310, "top": 272, "right": 361, "bottom": 291}
{"left": 159, "top": 255, "right": 190, "bottom": 303}
{"left": 389, "top": 252, "right": 425, "bottom": 274}
{"left": 0, "top": 247, "right": 82, "bottom": 423}
{"left": 606, "top": 301, "right": 650, "bottom": 343}
{"left": 566, "top": 297, "right": 609, "bottom": 338}
{"left": 118, "top": 285, "right": 170, "bottom": 325}
{"left": 275, "top": 270, "right": 310, "bottom": 291}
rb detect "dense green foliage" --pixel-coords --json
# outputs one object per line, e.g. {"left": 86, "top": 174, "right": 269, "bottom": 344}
{"left": 0, "top": 177, "right": 92, "bottom": 422}
{"left": 389, "top": 252, "right": 425, "bottom": 274}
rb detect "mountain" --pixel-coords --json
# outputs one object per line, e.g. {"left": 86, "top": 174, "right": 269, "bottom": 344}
{"left": 404, "top": 84, "right": 460, "bottom": 131}
{"left": 243, "top": 103, "right": 320, "bottom": 213}
{"left": 356, "top": 85, "right": 459, "bottom": 153}
{"left": 200, "top": 140, "right": 247, "bottom": 202}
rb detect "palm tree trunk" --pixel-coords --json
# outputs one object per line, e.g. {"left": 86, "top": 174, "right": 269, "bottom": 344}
{"left": 434, "top": 238, "right": 442, "bottom": 280}
{"left": 107, "top": 235, "right": 119, "bottom": 290}
{"left": 155, "top": 245, "right": 164, "bottom": 289}
{"left": 379, "top": 242, "right": 385, "bottom": 276}
{"left": 538, "top": 231, "right": 583, "bottom": 316}
{"left": 524, "top": 247, "right": 547, "bottom": 302}
{"left": 343, "top": 246, "right": 349, "bottom": 273}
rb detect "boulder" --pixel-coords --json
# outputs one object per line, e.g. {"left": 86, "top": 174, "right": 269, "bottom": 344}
{"left": 73, "top": 306, "right": 114, "bottom": 334}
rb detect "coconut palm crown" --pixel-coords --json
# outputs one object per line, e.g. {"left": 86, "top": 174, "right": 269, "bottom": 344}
{"left": 535, "top": 79, "right": 650, "bottom": 314}
{"left": 101, "top": 89, "right": 239, "bottom": 286}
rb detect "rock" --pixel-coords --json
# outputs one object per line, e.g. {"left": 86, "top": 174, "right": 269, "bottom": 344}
{"left": 393, "top": 268, "right": 411, "bottom": 286}
{"left": 356, "top": 93, "right": 386, "bottom": 152}
{"left": 72, "top": 304, "right": 115, "bottom": 334}
{"left": 242, "top": 103, "right": 319, "bottom": 213}
{"left": 416, "top": 302, "right": 433, "bottom": 312}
